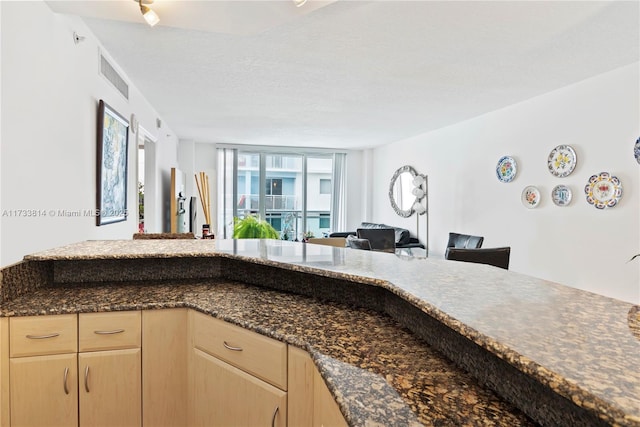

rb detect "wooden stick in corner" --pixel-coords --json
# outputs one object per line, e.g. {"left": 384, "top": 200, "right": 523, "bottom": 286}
{"left": 195, "top": 173, "right": 206, "bottom": 223}
{"left": 205, "top": 174, "right": 211, "bottom": 225}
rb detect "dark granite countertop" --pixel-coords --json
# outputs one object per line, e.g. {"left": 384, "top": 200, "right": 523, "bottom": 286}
{"left": 0, "top": 280, "right": 532, "bottom": 427}
{"left": 16, "top": 239, "right": 640, "bottom": 425}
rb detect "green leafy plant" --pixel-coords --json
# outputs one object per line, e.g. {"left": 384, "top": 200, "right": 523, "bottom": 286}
{"left": 233, "top": 215, "right": 279, "bottom": 239}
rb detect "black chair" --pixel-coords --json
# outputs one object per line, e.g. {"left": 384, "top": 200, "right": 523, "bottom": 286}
{"left": 447, "top": 232, "right": 484, "bottom": 250}
{"left": 356, "top": 228, "right": 396, "bottom": 253}
{"left": 346, "top": 237, "right": 372, "bottom": 251}
{"left": 445, "top": 247, "right": 511, "bottom": 270}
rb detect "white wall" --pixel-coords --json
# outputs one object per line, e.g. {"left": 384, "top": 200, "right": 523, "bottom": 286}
{"left": 371, "top": 62, "right": 640, "bottom": 303}
{"left": 0, "top": 1, "right": 178, "bottom": 266}
{"left": 177, "top": 141, "right": 216, "bottom": 235}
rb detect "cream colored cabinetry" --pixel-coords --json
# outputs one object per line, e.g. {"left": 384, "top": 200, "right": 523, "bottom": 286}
{"left": 191, "top": 348, "right": 287, "bottom": 426}
{"left": 8, "top": 314, "right": 78, "bottom": 427}
{"left": 313, "top": 367, "right": 349, "bottom": 427}
{"left": 141, "top": 308, "right": 188, "bottom": 427}
{"left": 1, "top": 308, "right": 349, "bottom": 427}
{"left": 287, "top": 346, "right": 348, "bottom": 427}
{"left": 188, "top": 310, "right": 288, "bottom": 426}
{"left": 78, "top": 311, "right": 141, "bottom": 427}
{"left": 6, "top": 312, "right": 142, "bottom": 427}
{"left": 0, "top": 318, "right": 9, "bottom": 427}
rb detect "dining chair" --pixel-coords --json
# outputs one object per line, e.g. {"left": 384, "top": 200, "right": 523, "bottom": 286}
{"left": 356, "top": 228, "right": 396, "bottom": 253}
{"left": 346, "top": 237, "right": 372, "bottom": 251}
{"left": 446, "top": 232, "right": 484, "bottom": 249}
{"left": 444, "top": 247, "right": 511, "bottom": 270}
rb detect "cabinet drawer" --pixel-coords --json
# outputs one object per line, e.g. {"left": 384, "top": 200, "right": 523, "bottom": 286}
{"left": 79, "top": 311, "right": 141, "bottom": 352}
{"left": 10, "top": 314, "right": 77, "bottom": 357}
{"left": 191, "top": 311, "right": 287, "bottom": 390}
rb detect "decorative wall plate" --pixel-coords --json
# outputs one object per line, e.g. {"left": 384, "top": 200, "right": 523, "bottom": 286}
{"left": 496, "top": 156, "right": 517, "bottom": 183}
{"left": 584, "top": 172, "right": 623, "bottom": 209}
{"left": 551, "top": 185, "right": 572, "bottom": 207}
{"left": 547, "top": 145, "right": 577, "bottom": 177}
{"left": 634, "top": 137, "right": 640, "bottom": 165}
{"left": 521, "top": 186, "right": 540, "bottom": 208}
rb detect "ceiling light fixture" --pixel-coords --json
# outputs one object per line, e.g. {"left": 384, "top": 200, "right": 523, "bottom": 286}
{"left": 138, "top": 0, "right": 160, "bottom": 27}
{"left": 293, "top": 0, "right": 308, "bottom": 7}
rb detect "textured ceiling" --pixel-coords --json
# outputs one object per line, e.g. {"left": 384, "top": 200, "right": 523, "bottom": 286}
{"left": 47, "top": 1, "right": 639, "bottom": 149}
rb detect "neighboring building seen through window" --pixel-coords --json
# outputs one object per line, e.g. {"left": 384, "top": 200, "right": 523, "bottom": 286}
{"left": 217, "top": 148, "right": 346, "bottom": 241}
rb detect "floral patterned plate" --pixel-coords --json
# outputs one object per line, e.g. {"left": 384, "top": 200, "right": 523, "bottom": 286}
{"left": 521, "top": 186, "right": 540, "bottom": 208}
{"left": 634, "top": 137, "right": 640, "bottom": 165}
{"left": 551, "top": 185, "right": 572, "bottom": 207}
{"left": 496, "top": 156, "right": 517, "bottom": 183}
{"left": 584, "top": 172, "right": 622, "bottom": 209}
{"left": 547, "top": 145, "right": 577, "bottom": 177}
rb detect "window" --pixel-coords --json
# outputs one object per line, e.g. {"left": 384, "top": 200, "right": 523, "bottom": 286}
{"left": 217, "top": 148, "right": 346, "bottom": 240}
{"left": 319, "top": 179, "right": 331, "bottom": 195}
{"left": 319, "top": 214, "right": 330, "bottom": 229}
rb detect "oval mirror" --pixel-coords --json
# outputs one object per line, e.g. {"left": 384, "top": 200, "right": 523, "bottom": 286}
{"left": 389, "top": 165, "right": 425, "bottom": 217}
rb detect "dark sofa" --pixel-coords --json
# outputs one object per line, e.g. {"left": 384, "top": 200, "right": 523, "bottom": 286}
{"left": 330, "top": 222, "right": 424, "bottom": 249}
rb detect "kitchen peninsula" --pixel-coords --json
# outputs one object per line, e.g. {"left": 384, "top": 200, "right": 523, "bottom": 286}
{"left": 1, "top": 239, "right": 639, "bottom": 426}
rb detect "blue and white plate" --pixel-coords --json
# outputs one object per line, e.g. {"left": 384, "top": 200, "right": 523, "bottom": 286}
{"left": 634, "top": 137, "right": 640, "bottom": 165}
{"left": 496, "top": 156, "right": 517, "bottom": 183}
{"left": 551, "top": 185, "right": 572, "bottom": 207}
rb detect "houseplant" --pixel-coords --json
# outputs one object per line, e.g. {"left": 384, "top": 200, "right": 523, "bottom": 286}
{"left": 233, "top": 215, "right": 279, "bottom": 239}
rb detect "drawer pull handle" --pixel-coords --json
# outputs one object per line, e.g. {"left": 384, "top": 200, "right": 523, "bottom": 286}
{"left": 94, "top": 329, "right": 125, "bottom": 335}
{"left": 271, "top": 406, "right": 279, "bottom": 427}
{"left": 26, "top": 333, "right": 60, "bottom": 339}
{"left": 63, "top": 367, "right": 70, "bottom": 395}
{"left": 84, "top": 365, "right": 90, "bottom": 393}
{"left": 223, "top": 341, "right": 243, "bottom": 352}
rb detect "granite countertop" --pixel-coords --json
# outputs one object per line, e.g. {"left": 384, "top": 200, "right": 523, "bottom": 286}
{"left": 20, "top": 239, "right": 640, "bottom": 425}
{"left": 0, "top": 280, "right": 533, "bottom": 427}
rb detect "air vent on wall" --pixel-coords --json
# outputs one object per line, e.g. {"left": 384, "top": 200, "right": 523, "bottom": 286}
{"left": 100, "top": 53, "right": 129, "bottom": 100}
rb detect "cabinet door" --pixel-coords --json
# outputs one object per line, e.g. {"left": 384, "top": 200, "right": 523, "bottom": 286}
{"left": 10, "top": 353, "right": 78, "bottom": 427}
{"left": 313, "top": 368, "right": 348, "bottom": 427}
{"left": 79, "top": 348, "right": 141, "bottom": 427}
{"left": 190, "top": 348, "right": 286, "bottom": 427}
{"left": 142, "top": 309, "right": 187, "bottom": 427}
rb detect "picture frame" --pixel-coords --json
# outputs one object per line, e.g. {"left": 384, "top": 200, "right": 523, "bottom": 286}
{"left": 96, "top": 99, "right": 129, "bottom": 225}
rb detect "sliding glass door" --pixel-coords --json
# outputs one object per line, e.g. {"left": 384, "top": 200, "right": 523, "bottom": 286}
{"left": 217, "top": 148, "right": 344, "bottom": 241}
{"left": 304, "top": 156, "right": 333, "bottom": 240}
{"left": 265, "top": 154, "right": 302, "bottom": 240}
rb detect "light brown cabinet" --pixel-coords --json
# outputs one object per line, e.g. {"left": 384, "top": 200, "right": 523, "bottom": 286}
{"left": 6, "top": 312, "right": 142, "bottom": 427}
{"left": 10, "top": 353, "right": 78, "bottom": 427}
{"left": 8, "top": 314, "right": 78, "bottom": 427}
{"left": 79, "top": 349, "right": 141, "bottom": 427}
{"left": 141, "top": 308, "right": 188, "bottom": 427}
{"left": 1, "top": 308, "right": 350, "bottom": 427}
{"left": 313, "top": 367, "right": 349, "bottom": 427}
{"left": 189, "top": 310, "right": 287, "bottom": 426}
{"left": 287, "top": 346, "right": 348, "bottom": 427}
{"left": 190, "top": 348, "right": 286, "bottom": 426}
{"left": 78, "top": 311, "right": 141, "bottom": 427}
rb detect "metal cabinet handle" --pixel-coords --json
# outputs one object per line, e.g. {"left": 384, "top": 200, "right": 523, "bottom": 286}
{"left": 26, "top": 333, "right": 59, "bottom": 339}
{"left": 84, "top": 365, "right": 90, "bottom": 393}
{"left": 271, "top": 406, "right": 279, "bottom": 427}
{"left": 223, "top": 341, "right": 243, "bottom": 352}
{"left": 94, "top": 329, "right": 125, "bottom": 335}
{"left": 63, "top": 367, "right": 69, "bottom": 395}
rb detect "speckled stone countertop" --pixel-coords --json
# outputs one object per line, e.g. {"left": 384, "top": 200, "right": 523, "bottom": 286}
{"left": 17, "top": 239, "right": 640, "bottom": 426}
{"left": 0, "top": 281, "right": 532, "bottom": 427}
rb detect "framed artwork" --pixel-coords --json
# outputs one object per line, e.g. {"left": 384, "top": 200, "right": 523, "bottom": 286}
{"left": 96, "top": 99, "right": 129, "bottom": 225}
